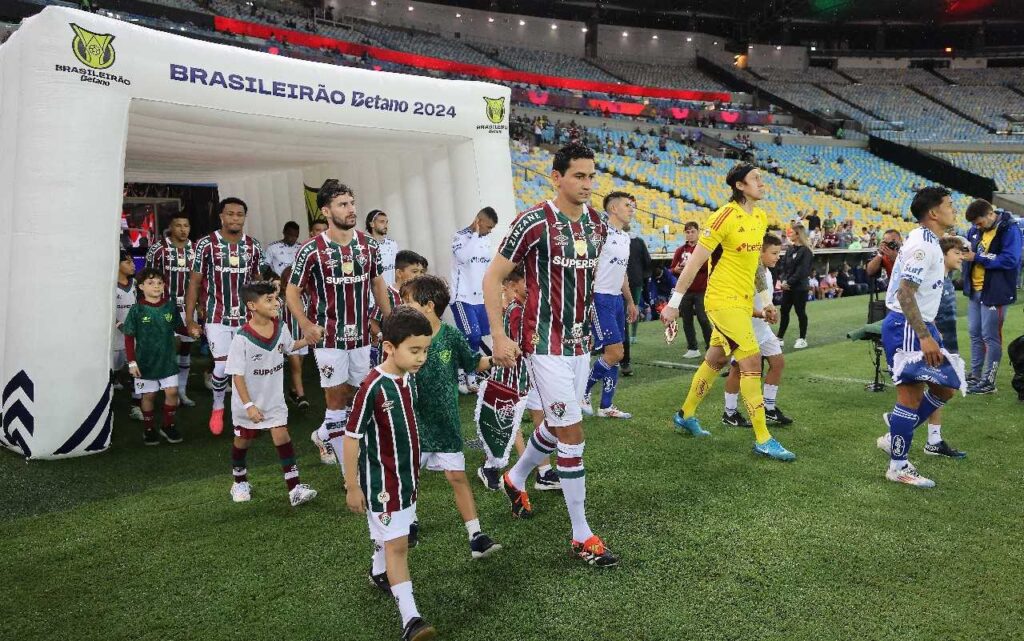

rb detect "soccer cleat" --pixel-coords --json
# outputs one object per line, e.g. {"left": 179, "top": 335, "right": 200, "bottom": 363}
{"left": 877, "top": 432, "right": 892, "bottom": 455}
{"left": 470, "top": 532, "right": 502, "bottom": 559}
{"left": 208, "top": 409, "right": 224, "bottom": 436}
{"left": 534, "top": 469, "right": 562, "bottom": 491}
{"left": 129, "top": 405, "right": 145, "bottom": 421}
{"left": 674, "top": 411, "right": 711, "bottom": 437}
{"left": 722, "top": 410, "right": 752, "bottom": 427}
{"left": 571, "top": 535, "right": 620, "bottom": 568}
{"left": 401, "top": 617, "right": 437, "bottom": 641}
{"left": 629, "top": 335, "right": 638, "bottom": 345}
{"left": 159, "top": 425, "right": 184, "bottom": 444}
{"left": 885, "top": 462, "right": 935, "bottom": 488}
{"left": 794, "top": 338, "right": 808, "bottom": 349}
{"left": 310, "top": 430, "right": 337, "bottom": 465}
{"left": 924, "top": 440, "right": 967, "bottom": 459}
{"left": 477, "top": 465, "right": 501, "bottom": 492}
{"left": 753, "top": 438, "right": 796, "bottom": 461}
{"left": 457, "top": 382, "right": 471, "bottom": 395}
{"left": 230, "top": 481, "right": 252, "bottom": 502}
{"left": 296, "top": 395, "right": 310, "bottom": 409}
{"left": 204, "top": 372, "right": 214, "bottom": 391}
{"left": 580, "top": 397, "right": 594, "bottom": 416}
{"left": 620, "top": 364, "right": 634, "bottom": 377}
{"left": 682, "top": 349, "right": 702, "bottom": 359}
{"left": 408, "top": 521, "right": 420, "bottom": 549}
{"left": 143, "top": 430, "right": 160, "bottom": 446}
{"left": 288, "top": 484, "right": 318, "bottom": 507}
{"left": 967, "top": 380, "right": 996, "bottom": 395}
{"left": 597, "top": 405, "right": 632, "bottom": 419}
{"left": 765, "top": 407, "right": 794, "bottom": 425}
{"left": 287, "top": 390, "right": 299, "bottom": 405}
{"left": 368, "top": 569, "right": 391, "bottom": 595}
{"left": 501, "top": 472, "right": 534, "bottom": 518}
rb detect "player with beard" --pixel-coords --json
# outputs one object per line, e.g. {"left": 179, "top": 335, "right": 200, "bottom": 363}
{"left": 287, "top": 180, "right": 392, "bottom": 470}
{"left": 366, "top": 209, "right": 399, "bottom": 288}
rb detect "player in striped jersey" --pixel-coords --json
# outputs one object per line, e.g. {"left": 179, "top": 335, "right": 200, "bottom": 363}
{"left": 185, "top": 197, "right": 265, "bottom": 436}
{"left": 287, "top": 180, "right": 392, "bottom": 470}
{"left": 661, "top": 164, "right": 795, "bottom": 462}
{"left": 146, "top": 212, "right": 197, "bottom": 406}
{"left": 271, "top": 271, "right": 309, "bottom": 410}
{"left": 342, "top": 306, "right": 436, "bottom": 641}
{"left": 483, "top": 142, "right": 619, "bottom": 568}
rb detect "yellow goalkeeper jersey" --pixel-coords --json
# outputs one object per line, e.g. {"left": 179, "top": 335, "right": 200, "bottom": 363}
{"left": 697, "top": 201, "right": 767, "bottom": 312}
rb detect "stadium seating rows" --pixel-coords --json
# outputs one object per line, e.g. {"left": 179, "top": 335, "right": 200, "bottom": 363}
{"left": 596, "top": 59, "right": 729, "bottom": 92}
{"left": 935, "top": 152, "right": 1024, "bottom": 193}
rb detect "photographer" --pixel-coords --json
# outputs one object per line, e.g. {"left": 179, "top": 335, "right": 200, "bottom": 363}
{"left": 866, "top": 229, "right": 903, "bottom": 288}
{"left": 777, "top": 224, "right": 813, "bottom": 349}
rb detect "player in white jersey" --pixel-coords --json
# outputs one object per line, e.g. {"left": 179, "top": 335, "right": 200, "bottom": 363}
{"left": 879, "top": 187, "right": 964, "bottom": 489}
{"left": 113, "top": 250, "right": 144, "bottom": 418}
{"left": 366, "top": 209, "right": 399, "bottom": 287}
{"left": 581, "top": 192, "right": 639, "bottom": 419}
{"left": 265, "top": 221, "right": 301, "bottom": 276}
{"left": 450, "top": 207, "right": 498, "bottom": 394}
{"left": 721, "top": 233, "right": 793, "bottom": 427}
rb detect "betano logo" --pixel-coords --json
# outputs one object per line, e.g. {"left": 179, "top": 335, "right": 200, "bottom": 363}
{"left": 483, "top": 96, "right": 506, "bottom": 124}
{"left": 71, "top": 23, "right": 116, "bottom": 70}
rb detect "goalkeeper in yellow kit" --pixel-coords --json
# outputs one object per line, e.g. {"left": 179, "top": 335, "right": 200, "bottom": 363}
{"left": 660, "top": 164, "right": 796, "bottom": 461}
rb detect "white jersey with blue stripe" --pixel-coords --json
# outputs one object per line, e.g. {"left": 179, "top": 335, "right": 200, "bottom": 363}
{"left": 594, "top": 224, "right": 630, "bottom": 295}
{"left": 450, "top": 227, "right": 492, "bottom": 305}
{"left": 885, "top": 227, "right": 945, "bottom": 323}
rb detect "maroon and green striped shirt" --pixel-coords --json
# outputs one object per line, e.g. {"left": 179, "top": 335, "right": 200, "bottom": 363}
{"left": 191, "top": 232, "right": 264, "bottom": 327}
{"left": 289, "top": 231, "right": 381, "bottom": 349}
{"left": 146, "top": 238, "right": 195, "bottom": 309}
{"left": 345, "top": 367, "right": 421, "bottom": 513}
{"left": 498, "top": 200, "right": 607, "bottom": 356}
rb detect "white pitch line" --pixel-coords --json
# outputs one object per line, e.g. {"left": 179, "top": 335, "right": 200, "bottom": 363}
{"left": 649, "top": 360, "right": 700, "bottom": 370}
{"left": 807, "top": 373, "right": 875, "bottom": 385}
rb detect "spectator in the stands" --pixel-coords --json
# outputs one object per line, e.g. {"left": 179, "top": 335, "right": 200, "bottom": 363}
{"left": 837, "top": 179, "right": 846, "bottom": 191}
{"left": 836, "top": 263, "right": 857, "bottom": 297}
{"left": 837, "top": 222, "right": 854, "bottom": 248}
{"left": 827, "top": 179, "right": 836, "bottom": 193}
{"left": 849, "top": 179, "right": 860, "bottom": 190}
{"left": 806, "top": 209, "right": 821, "bottom": 232}
{"left": 778, "top": 224, "right": 813, "bottom": 349}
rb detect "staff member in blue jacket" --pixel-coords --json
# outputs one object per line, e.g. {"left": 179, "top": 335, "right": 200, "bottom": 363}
{"left": 963, "top": 200, "right": 1022, "bottom": 394}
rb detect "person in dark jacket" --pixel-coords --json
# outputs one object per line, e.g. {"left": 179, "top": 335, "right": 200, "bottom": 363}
{"left": 621, "top": 229, "right": 652, "bottom": 376}
{"left": 670, "top": 221, "right": 713, "bottom": 359}
{"left": 963, "top": 200, "right": 1022, "bottom": 394}
{"left": 777, "top": 224, "right": 813, "bottom": 349}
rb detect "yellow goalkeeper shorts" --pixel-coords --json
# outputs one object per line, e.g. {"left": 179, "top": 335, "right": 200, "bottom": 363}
{"left": 707, "top": 307, "right": 760, "bottom": 360}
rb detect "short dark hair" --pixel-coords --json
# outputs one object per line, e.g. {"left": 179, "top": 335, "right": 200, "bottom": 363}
{"left": 965, "top": 199, "right": 994, "bottom": 223}
{"left": 762, "top": 233, "right": 783, "bottom": 247}
{"left": 395, "top": 250, "right": 428, "bottom": 271}
{"left": 504, "top": 263, "right": 526, "bottom": 283}
{"left": 169, "top": 212, "right": 190, "bottom": 223}
{"left": 400, "top": 274, "right": 450, "bottom": 314}
{"left": 478, "top": 206, "right": 498, "bottom": 223}
{"left": 310, "top": 219, "right": 329, "bottom": 230}
{"left": 602, "top": 191, "right": 634, "bottom": 212}
{"left": 317, "top": 179, "right": 354, "bottom": 210}
{"left": 684, "top": 220, "right": 699, "bottom": 231}
{"left": 219, "top": 197, "right": 247, "bottom": 214}
{"left": 884, "top": 228, "right": 900, "bottom": 238}
{"left": 939, "top": 236, "right": 967, "bottom": 255}
{"left": 365, "top": 209, "right": 386, "bottom": 232}
{"left": 552, "top": 142, "right": 595, "bottom": 175}
{"left": 240, "top": 281, "right": 277, "bottom": 306}
{"left": 283, "top": 221, "right": 300, "bottom": 233}
{"left": 382, "top": 305, "right": 433, "bottom": 348}
{"left": 910, "top": 186, "right": 951, "bottom": 221}
{"left": 136, "top": 267, "right": 164, "bottom": 285}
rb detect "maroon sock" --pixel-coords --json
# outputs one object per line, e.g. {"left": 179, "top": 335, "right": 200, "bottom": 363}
{"left": 231, "top": 445, "right": 248, "bottom": 483}
{"left": 142, "top": 410, "right": 155, "bottom": 433}
{"left": 276, "top": 441, "right": 300, "bottom": 491}
{"left": 162, "top": 404, "right": 177, "bottom": 429}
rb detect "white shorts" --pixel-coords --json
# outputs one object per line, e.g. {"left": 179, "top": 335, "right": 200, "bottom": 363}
{"left": 111, "top": 349, "right": 127, "bottom": 371}
{"left": 367, "top": 503, "right": 417, "bottom": 543}
{"left": 753, "top": 319, "right": 782, "bottom": 357}
{"left": 525, "top": 353, "right": 590, "bottom": 427}
{"left": 419, "top": 451, "right": 466, "bottom": 472}
{"left": 525, "top": 383, "right": 542, "bottom": 411}
{"left": 315, "top": 346, "right": 371, "bottom": 388}
{"left": 206, "top": 323, "right": 240, "bottom": 359}
{"left": 134, "top": 375, "right": 178, "bottom": 395}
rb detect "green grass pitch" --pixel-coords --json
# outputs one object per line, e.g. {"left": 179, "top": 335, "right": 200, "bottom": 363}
{"left": 3, "top": 295, "right": 1023, "bottom": 641}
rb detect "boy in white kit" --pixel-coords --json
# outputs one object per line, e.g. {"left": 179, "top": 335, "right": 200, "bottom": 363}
{"left": 226, "top": 281, "right": 317, "bottom": 507}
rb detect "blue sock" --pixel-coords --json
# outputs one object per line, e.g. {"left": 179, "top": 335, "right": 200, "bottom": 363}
{"left": 889, "top": 404, "right": 919, "bottom": 463}
{"left": 586, "top": 358, "right": 612, "bottom": 397}
{"left": 600, "top": 363, "right": 619, "bottom": 409}
{"left": 913, "top": 391, "right": 945, "bottom": 428}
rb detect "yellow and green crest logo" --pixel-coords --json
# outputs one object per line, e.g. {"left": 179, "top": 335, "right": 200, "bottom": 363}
{"left": 71, "top": 23, "right": 116, "bottom": 70}
{"left": 440, "top": 349, "right": 452, "bottom": 364}
{"left": 483, "top": 97, "right": 505, "bottom": 124}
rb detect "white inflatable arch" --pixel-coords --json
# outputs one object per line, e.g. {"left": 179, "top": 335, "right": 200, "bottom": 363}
{"left": 0, "top": 7, "right": 514, "bottom": 459}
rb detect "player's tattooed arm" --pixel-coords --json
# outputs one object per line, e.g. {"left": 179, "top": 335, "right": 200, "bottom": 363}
{"left": 754, "top": 264, "right": 768, "bottom": 294}
{"left": 896, "top": 279, "right": 928, "bottom": 338}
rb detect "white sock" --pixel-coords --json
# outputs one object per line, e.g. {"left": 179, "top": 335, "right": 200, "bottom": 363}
{"left": 391, "top": 581, "right": 420, "bottom": 627}
{"left": 557, "top": 442, "right": 593, "bottom": 543}
{"left": 509, "top": 422, "right": 557, "bottom": 490}
{"left": 724, "top": 392, "right": 739, "bottom": 414}
{"left": 763, "top": 384, "right": 779, "bottom": 411}
{"left": 889, "top": 459, "right": 907, "bottom": 473}
{"left": 371, "top": 542, "right": 387, "bottom": 575}
{"left": 212, "top": 360, "right": 228, "bottom": 409}
{"left": 319, "top": 409, "right": 347, "bottom": 441}
{"left": 177, "top": 354, "right": 191, "bottom": 393}
{"left": 927, "top": 424, "right": 942, "bottom": 446}
{"left": 464, "top": 518, "right": 480, "bottom": 540}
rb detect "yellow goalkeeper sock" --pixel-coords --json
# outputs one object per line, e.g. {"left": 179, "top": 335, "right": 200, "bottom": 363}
{"left": 681, "top": 361, "right": 721, "bottom": 418}
{"left": 740, "top": 371, "right": 771, "bottom": 444}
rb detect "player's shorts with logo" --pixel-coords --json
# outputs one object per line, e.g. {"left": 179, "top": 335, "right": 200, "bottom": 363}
{"left": 707, "top": 307, "right": 760, "bottom": 359}
{"left": 881, "top": 311, "right": 943, "bottom": 369}
{"left": 134, "top": 375, "right": 178, "bottom": 395}
{"left": 367, "top": 504, "right": 417, "bottom": 543}
{"left": 525, "top": 354, "right": 589, "bottom": 427}
{"left": 590, "top": 292, "right": 626, "bottom": 349}
{"left": 206, "top": 323, "right": 240, "bottom": 359}
{"left": 314, "top": 346, "right": 371, "bottom": 388}
{"left": 419, "top": 451, "right": 466, "bottom": 472}
{"left": 451, "top": 301, "right": 491, "bottom": 352}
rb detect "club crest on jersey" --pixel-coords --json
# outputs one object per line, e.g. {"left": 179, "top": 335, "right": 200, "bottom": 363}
{"left": 703, "top": 229, "right": 712, "bottom": 237}
{"left": 378, "top": 512, "right": 392, "bottom": 526}
{"left": 377, "top": 491, "right": 390, "bottom": 504}
{"left": 549, "top": 401, "right": 566, "bottom": 418}
{"left": 355, "top": 252, "right": 367, "bottom": 267}
{"left": 164, "top": 313, "right": 174, "bottom": 322}
{"left": 320, "top": 365, "right": 335, "bottom": 379}
{"left": 229, "top": 306, "right": 241, "bottom": 318}
{"left": 277, "top": 343, "right": 285, "bottom": 354}
{"left": 343, "top": 325, "right": 358, "bottom": 339}
{"left": 571, "top": 323, "right": 584, "bottom": 338}
{"left": 439, "top": 349, "right": 452, "bottom": 364}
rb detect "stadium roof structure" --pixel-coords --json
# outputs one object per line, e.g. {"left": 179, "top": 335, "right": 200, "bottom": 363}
{"left": 0, "top": 6, "right": 513, "bottom": 459}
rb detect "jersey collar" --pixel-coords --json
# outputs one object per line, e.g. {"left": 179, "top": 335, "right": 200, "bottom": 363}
{"left": 239, "top": 319, "right": 281, "bottom": 351}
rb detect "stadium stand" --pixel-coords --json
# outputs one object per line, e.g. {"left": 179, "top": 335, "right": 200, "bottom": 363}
{"left": 595, "top": 59, "right": 729, "bottom": 92}
{"left": 921, "top": 84, "right": 1024, "bottom": 133}
{"left": 934, "top": 152, "right": 1024, "bottom": 194}
{"left": 490, "top": 45, "right": 623, "bottom": 83}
